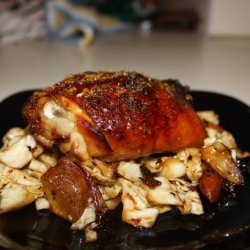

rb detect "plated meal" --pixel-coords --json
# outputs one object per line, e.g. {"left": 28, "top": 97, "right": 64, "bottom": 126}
{"left": 0, "top": 71, "right": 249, "bottom": 245}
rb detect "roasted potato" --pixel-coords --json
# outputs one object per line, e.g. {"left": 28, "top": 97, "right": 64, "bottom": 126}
{"left": 41, "top": 156, "right": 107, "bottom": 223}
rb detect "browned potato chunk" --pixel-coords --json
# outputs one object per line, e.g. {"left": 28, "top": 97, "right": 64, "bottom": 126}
{"left": 201, "top": 142, "right": 243, "bottom": 185}
{"left": 199, "top": 171, "right": 221, "bottom": 203}
{"left": 41, "top": 156, "right": 106, "bottom": 223}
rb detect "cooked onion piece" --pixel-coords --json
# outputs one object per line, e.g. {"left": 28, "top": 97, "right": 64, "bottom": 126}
{"left": 119, "top": 178, "right": 159, "bottom": 228}
{"left": 177, "top": 148, "right": 203, "bottom": 182}
{"left": 160, "top": 158, "right": 186, "bottom": 180}
{"left": 198, "top": 111, "right": 237, "bottom": 149}
{"left": 0, "top": 135, "right": 33, "bottom": 169}
{"left": 0, "top": 128, "right": 45, "bottom": 169}
{"left": 39, "top": 152, "right": 57, "bottom": 168}
{"left": 178, "top": 191, "right": 204, "bottom": 215}
{"left": 72, "top": 208, "right": 99, "bottom": 242}
{"left": 141, "top": 157, "right": 162, "bottom": 173}
{"left": 2, "top": 127, "right": 26, "bottom": 147}
{"left": 82, "top": 159, "right": 116, "bottom": 186}
{"left": 147, "top": 177, "right": 181, "bottom": 206}
{"left": 35, "top": 197, "right": 50, "bottom": 210}
{"left": 0, "top": 167, "right": 43, "bottom": 213}
{"left": 198, "top": 111, "right": 219, "bottom": 125}
{"left": 29, "top": 159, "right": 49, "bottom": 177}
{"left": 117, "top": 161, "right": 142, "bottom": 182}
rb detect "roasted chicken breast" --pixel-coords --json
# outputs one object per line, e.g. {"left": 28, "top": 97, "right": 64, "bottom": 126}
{"left": 23, "top": 71, "right": 207, "bottom": 162}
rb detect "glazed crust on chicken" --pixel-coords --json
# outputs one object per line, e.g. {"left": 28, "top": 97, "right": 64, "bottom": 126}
{"left": 22, "top": 71, "right": 207, "bottom": 162}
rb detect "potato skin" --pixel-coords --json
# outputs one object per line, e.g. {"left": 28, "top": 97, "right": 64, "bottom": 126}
{"left": 201, "top": 142, "right": 243, "bottom": 185}
{"left": 199, "top": 171, "right": 221, "bottom": 203}
{"left": 41, "top": 156, "right": 107, "bottom": 223}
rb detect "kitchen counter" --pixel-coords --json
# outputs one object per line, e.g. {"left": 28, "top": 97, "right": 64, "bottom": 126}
{"left": 0, "top": 32, "right": 249, "bottom": 105}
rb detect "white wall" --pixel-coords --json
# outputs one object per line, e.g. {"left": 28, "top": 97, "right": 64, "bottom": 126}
{"left": 208, "top": 0, "right": 250, "bottom": 36}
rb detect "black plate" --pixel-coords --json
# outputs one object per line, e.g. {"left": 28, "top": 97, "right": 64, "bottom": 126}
{"left": 0, "top": 90, "right": 249, "bottom": 250}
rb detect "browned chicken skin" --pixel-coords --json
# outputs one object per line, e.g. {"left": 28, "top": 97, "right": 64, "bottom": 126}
{"left": 23, "top": 71, "right": 207, "bottom": 162}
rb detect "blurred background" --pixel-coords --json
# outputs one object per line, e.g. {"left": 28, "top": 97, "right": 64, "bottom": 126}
{"left": 0, "top": 0, "right": 249, "bottom": 104}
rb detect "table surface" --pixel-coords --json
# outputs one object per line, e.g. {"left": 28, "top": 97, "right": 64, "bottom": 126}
{"left": 0, "top": 32, "right": 249, "bottom": 105}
